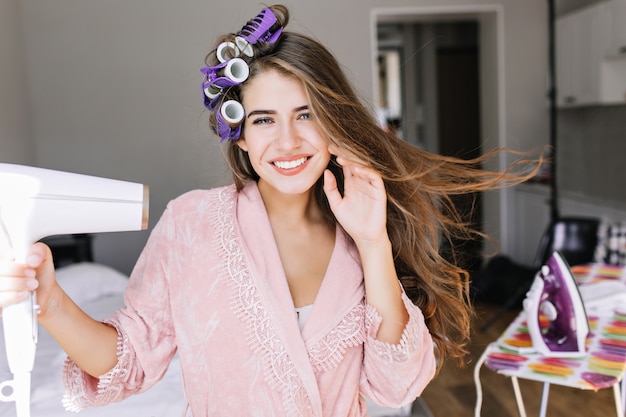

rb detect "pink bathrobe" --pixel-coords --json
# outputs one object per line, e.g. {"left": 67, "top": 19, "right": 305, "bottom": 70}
{"left": 62, "top": 182, "right": 436, "bottom": 416}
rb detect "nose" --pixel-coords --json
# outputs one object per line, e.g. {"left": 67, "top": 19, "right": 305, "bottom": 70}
{"left": 275, "top": 121, "right": 301, "bottom": 151}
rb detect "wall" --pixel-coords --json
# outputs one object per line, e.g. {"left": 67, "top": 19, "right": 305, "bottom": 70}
{"left": 507, "top": 0, "right": 626, "bottom": 266}
{"left": 0, "top": 0, "right": 32, "bottom": 164}
{"left": 556, "top": 0, "right": 606, "bottom": 14}
{"left": 554, "top": 0, "right": 626, "bottom": 210}
{"left": 11, "top": 0, "right": 549, "bottom": 274}
{"left": 559, "top": 106, "right": 626, "bottom": 206}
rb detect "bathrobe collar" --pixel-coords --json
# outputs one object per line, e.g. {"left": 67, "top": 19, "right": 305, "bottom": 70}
{"left": 234, "top": 182, "right": 365, "bottom": 415}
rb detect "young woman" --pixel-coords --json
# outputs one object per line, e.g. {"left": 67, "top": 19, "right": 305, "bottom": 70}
{"left": 0, "top": 5, "right": 539, "bottom": 416}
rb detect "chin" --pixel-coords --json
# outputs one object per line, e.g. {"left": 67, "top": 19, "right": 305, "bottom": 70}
{"left": 259, "top": 177, "right": 319, "bottom": 197}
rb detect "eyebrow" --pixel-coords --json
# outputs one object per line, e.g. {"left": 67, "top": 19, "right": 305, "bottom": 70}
{"left": 247, "top": 105, "right": 309, "bottom": 119}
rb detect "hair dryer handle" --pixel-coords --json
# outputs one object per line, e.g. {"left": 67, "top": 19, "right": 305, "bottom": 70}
{"left": 0, "top": 296, "right": 37, "bottom": 417}
{"left": 2, "top": 296, "right": 38, "bottom": 371}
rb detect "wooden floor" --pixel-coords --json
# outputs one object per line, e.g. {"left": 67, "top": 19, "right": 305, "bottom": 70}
{"left": 420, "top": 303, "right": 620, "bottom": 417}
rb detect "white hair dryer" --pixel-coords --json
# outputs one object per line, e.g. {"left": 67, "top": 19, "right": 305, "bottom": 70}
{"left": 0, "top": 163, "right": 149, "bottom": 417}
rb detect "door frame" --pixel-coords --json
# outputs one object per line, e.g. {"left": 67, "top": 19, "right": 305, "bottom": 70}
{"left": 370, "top": 4, "right": 512, "bottom": 254}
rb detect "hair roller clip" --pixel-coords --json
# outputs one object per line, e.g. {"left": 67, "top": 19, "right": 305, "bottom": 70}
{"left": 201, "top": 73, "right": 222, "bottom": 110}
{"left": 203, "top": 83, "right": 221, "bottom": 100}
{"left": 202, "top": 86, "right": 222, "bottom": 111}
{"left": 222, "top": 58, "right": 249, "bottom": 84}
{"left": 235, "top": 7, "right": 284, "bottom": 57}
{"left": 216, "top": 41, "right": 240, "bottom": 63}
{"left": 201, "top": 57, "right": 250, "bottom": 89}
{"left": 201, "top": 57, "right": 250, "bottom": 109}
{"left": 215, "top": 100, "right": 244, "bottom": 142}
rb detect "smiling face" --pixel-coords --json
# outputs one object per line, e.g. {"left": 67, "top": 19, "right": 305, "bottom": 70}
{"left": 237, "top": 69, "right": 331, "bottom": 198}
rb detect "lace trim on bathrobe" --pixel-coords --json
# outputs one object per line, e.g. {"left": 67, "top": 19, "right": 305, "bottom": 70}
{"left": 364, "top": 296, "right": 424, "bottom": 363}
{"left": 61, "top": 322, "right": 132, "bottom": 411}
{"left": 307, "top": 302, "right": 366, "bottom": 372}
{"left": 212, "top": 187, "right": 313, "bottom": 417}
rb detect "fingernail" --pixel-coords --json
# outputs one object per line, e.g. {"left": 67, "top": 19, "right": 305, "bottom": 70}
{"left": 26, "top": 254, "right": 41, "bottom": 267}
{"left": 24, "top": 268, "right": 36, "bottom": 278}
{"left": 18, "top": 291, "right": 30, "bottom": 300}
{"left": 26, "top": 279, "right": 39, "bottom": 290}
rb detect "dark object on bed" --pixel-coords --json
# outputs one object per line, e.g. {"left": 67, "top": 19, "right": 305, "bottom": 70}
{"left": 39, "top": 234, "right": 94, "bottom": 268}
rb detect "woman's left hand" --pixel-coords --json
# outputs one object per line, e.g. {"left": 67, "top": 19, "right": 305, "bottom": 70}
{"left": 323, "top": 146, "right": 388, "bottom": 246}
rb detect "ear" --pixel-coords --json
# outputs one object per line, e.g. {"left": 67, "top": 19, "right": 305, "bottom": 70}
{"left": 235, "top": 137, "right": 248, "bottom": 151}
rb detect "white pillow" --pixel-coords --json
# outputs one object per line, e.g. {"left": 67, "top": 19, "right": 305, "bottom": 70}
{"left": 56, "top": 262, "right": 129, "bottom": 306}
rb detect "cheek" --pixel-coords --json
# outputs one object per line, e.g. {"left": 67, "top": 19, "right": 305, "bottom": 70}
{"left": 321, "top": 151, "right": 332, "bottom": 168}
{"left": 238, "top": 138, "right": 266, "bottom": 167}
{"left": 316, "top": 137, "right": 332, "bottom": 161}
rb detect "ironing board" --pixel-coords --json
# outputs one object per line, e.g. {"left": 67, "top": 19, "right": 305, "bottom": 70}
{"left": 475, "top": 264, "right": 626, "bottom": 417}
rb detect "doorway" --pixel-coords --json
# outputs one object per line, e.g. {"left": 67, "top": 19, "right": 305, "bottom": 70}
{"left": 371, "top": 5, "right": 507, "bottom": 269}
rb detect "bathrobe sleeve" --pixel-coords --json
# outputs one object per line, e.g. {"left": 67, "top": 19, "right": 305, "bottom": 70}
{"left": 62, "top": 198, "right": 180, "bottom": 411}
{"left": 359, "top": 291, "right": 436, "bottom": 408}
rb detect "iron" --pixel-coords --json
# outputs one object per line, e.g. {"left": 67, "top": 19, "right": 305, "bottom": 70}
{"left": 523, "top": 251, "right": 589, "bottom": 357}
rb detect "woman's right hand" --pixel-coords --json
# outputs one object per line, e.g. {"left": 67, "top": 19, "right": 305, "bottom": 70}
{"left": 0, "top": 243, "right": 60, "bottom": 318}
{"left": 2, "top": 243, "right": 119, "bottom": 377}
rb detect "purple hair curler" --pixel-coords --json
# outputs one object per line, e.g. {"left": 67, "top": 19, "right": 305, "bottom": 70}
{"left": 215, "top": 100, "right": 245, "bottom": 142}
{"left": 201, "top": 57, "right": 250, "bottom": 110}
{"left": 216, "top": 41, "right": 240, "bottom": 63}
{"left": 201, "top": 58, "right": 249, "bottom": 90}
{"left": 235, "top": 7, "right": 283, "bottom": 57}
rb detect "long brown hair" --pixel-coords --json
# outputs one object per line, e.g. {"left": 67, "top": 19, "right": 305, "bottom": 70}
{"left": 204, "top": 4, "right": 541, "bottom": 371}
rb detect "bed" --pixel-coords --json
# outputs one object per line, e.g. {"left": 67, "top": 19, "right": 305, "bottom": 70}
{"left": 0, "top": 235, "right": 432, "bottom": 417}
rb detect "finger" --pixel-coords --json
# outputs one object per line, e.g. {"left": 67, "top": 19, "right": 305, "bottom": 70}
{"left": 0, "top": 275, "right": 38, "bottom": 292}
{"left": 0, "top": 259, "right": 29, "bottom": 276}
{"left": 28, "top": 243, "right": 56, "bottom": 290}
{"left": 327, "top": 144, "right": 342, "bottom": 157}
{"left": 341, "top": 164, "right": 378, "bottom": 189}
{"left": 329, "top": 145, "right": 366, "bottom": 166}
{"left": 0, "top": 273, "right": 37, "bottom": 310}
{"left": 340, "top": 161, "right": 355, "bottom": 179}
{"left": 0, "top": 290, "right": 31, "bottom": 308}
{"left": 335, "top": 158, "right": 379, "bottom": 189}
{"left": 323, "top": 169, "right": 342, "bottom": 210}
{"left": 0, "top": 242, "right": 51, "bottom": 268}
{"left": 27, "top": 242, "right": 53, "bottom": 268}
{"left": 335, "top": 155, "right": 364, "bottom": 169}
{"left": 352, "top": 165, "right": 382, "bottom": 185}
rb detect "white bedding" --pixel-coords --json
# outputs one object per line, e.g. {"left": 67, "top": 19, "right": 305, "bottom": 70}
{"left": 0, "top": 263, "right": 422, "bottom": 417}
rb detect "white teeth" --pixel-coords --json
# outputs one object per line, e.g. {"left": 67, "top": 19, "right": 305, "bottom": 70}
{"left": 273, "top": 157, "right": 307, "bottom": 169}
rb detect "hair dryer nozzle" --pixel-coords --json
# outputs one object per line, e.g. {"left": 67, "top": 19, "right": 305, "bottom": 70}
{"left": 142, "top": 184, "right": 149, "bottom": 230}
{"left": 0, "top": 163, "right": 150, "bottom": 257}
